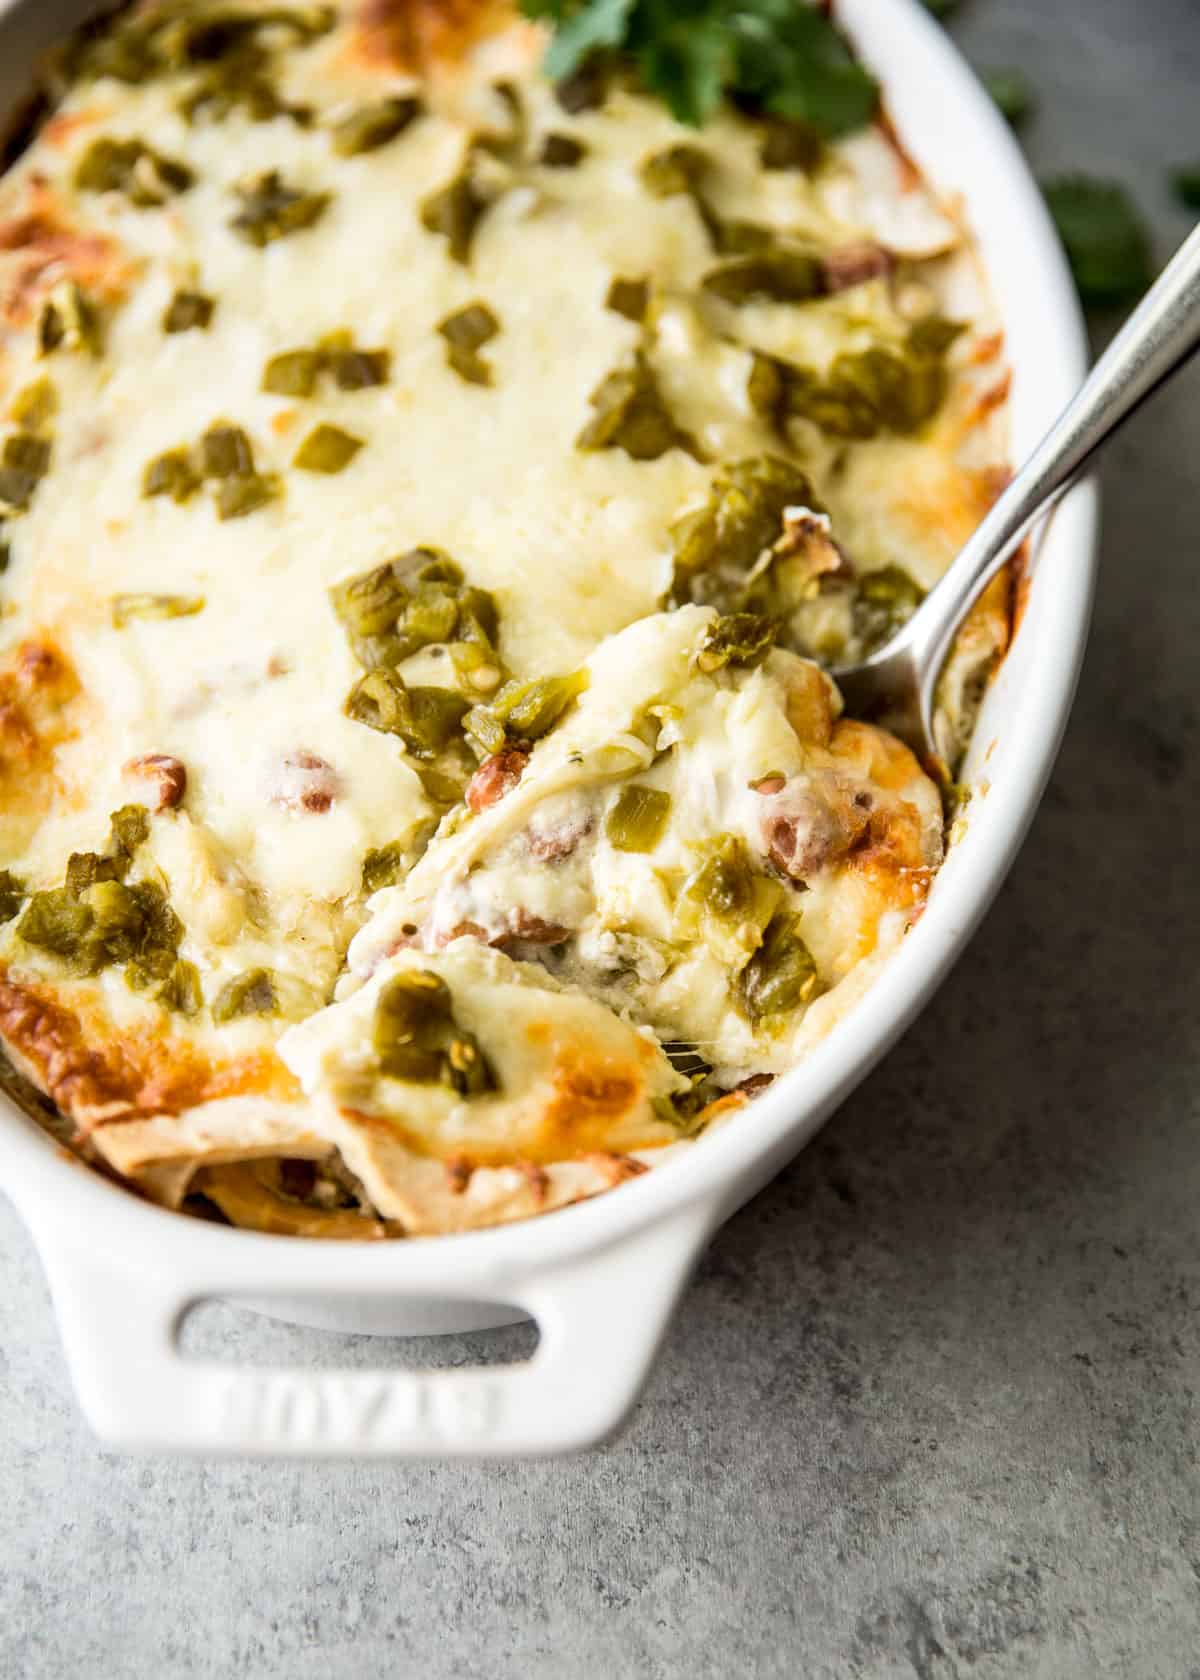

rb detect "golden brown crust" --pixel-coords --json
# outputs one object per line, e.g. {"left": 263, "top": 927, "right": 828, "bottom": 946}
{"left": 0, "top": 969, "right": 300, "bottom": 1133}
{"left": 349, "top": 0, "right": 507, "bottom": 75}
{"left": 0, "top": 638, "right": 80, "bottom": 852}
{"left": 0, "top": 176, "right": 134, "bottom": 327}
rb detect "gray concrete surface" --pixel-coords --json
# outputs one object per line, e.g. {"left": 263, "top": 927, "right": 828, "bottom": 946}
{"left": 2, "top": 3, "right": 1200, "bottom": 1675}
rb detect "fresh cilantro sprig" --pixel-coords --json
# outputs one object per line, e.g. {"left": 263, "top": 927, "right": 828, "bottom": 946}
{"left": 1043, "top": 177, "right": 1154, "bottom": 306}
{"left": 519, "top": 0, "right": 879, "bottom": 136}
{"left": 1170, "top": 167, "right": 1200, "bottom": 211}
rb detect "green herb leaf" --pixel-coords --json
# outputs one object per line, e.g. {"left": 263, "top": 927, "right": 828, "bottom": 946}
{"left": 537, "top": 0, "right": 636, "bottom": 82}
{"left": 981, "top": 68, "right": 1033, "bottom": 126}
{"left": 1043, "top": 176, "right": 1154, "bottom": 306}
{"left": 520, "top": 0, "right": 877, "bottom": 136}
{"left": 1170, "top": 166, "right": 1200, "bottom": 211}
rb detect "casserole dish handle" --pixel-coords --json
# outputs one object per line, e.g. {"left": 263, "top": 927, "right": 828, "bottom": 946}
{"left": 30, "top": 1203, "right": 711, "bottom": 1456}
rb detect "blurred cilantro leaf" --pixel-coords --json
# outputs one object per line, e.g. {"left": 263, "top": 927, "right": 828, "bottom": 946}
{"left": 520, "top": 0, "right": 878, "bottom": 136}
{"left": 1043, "top": 176, "right": 1154, "bottom": 306}
{"left": 1170, "top": 166, "right": 1200, "bottom": 211}
{"left": 981, "top": 68, "right": 1033, "bottom": 126}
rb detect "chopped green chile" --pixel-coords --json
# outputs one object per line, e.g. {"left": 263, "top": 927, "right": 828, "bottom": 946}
{"left": 201, "top": 423, "right": 254, "bottom": 478}
{"left": 0, "top": 467, "right": 36, "bottom": 513}
{"left": 605, "top": 785, "right": 672, "bottom": 853}
{"left": 605, "top": 276, "right": 649, "bottom": 323}
{"left": 539, "top": 132, "right": 586, "bottom": 167}
{"left": 668, "top": 456, "right": 818, "bottom": 609}
{"left": 16, "top": 888, "right": 95, "bottom": 966}
{"left": 417, "top": 760, "right": 473, "bottom": 806}
{"left": 163, "top": 289, "right": 215, "bottom": 333}
{"left": 146, "top": 957, "right": 203, "bottom": 1016}
{"left": 294, "top": 424, "right": 363, "bottom": 473}
{"left": 262, "top": 347, "right": 323, "bottom": 396}
{"left": 420, "top": 160, "right": 490, "bottom": 265}
{"left": 702, "top": 249, "right": 826, "bottom": 305}
{"left": 212, "top": 968, "right": 279, "bottom": 1022}
{"left": 465, "top": 671, "right": 586, "bottom": 756}
{"left": 746, "top": 350, "right": 787, "bottom": 432}
{"left": 448, "top": 639, "right": 503, "bottom": 696}
{"left": 112, "top": 592, "right": 205, "bottom": 626}
{"left": 64, "top": 3, "right": 336, "bottom": 87}
{"left": 3, "top": 433, "right": 51, "bottom": 478}
{"left": 851, "top": 565, "right": 925, "bottom": 653}
{"left": 361, "top": 828, "right": 436, "bottom": 894}
{"left": 0, "top": 430, "right": 50, "bottom": 512}
{"left": 37, "top": 282, "right": 101, "bottom": 357}
{"left": 373, "top": 969, "right": 496, "bottom": 1096}
{"left": 680, "top": 834, "right": 758, "bottom": 923}
{"left": 736, "top": 912, "right": 821, "bottom": 1026}
{"left": 696, "top": 612, "right": 777, "bottom": 673}
{"left": 331, "top": 95, "right": 422, "bottom": 157}
{"left": 705, "top": 215, "right": 774, "bottom": 258}
{"left": 477, "top": 79, "right": 526, "bottom": 163}
{"left": 143, "top": 448, "right": 201, "bottom": 502}
{"left": 438, "top": 302, "right": 500, "bottom": 386}
{"left": 0, "top": 870, "right": 25, "bottom": 923}
{"left": 263, "top": 342, "right": 388, "bottom": 396}
{"left": 75, "top": 136, "right": 194, "bottom": 206}
{"left": 229, "top": 170, "right": 330, "bottom": 245}
{"left": 17, "top": 807, "right": 187, "bottom": 987}
{"left": 0, "top": 530, "right": 8, "bottom": 573}
{"left": 577, "top": 352, "right": 698, "bottom": 460}
{"left": 758, "top": 118, "right": 823, "bottom": 172}
{"left": 439, "top": 303, "right": 499, "bottom": 352}
{"left": 553, "top": 54, "right": 613, "bottom": 114}
{"left": 640, "top": 143, "right": 708, "bottom": 197}
{"left": 10, "top": 378, "right": 57, "bottom": 432}
{"left": 373, "top": 969, "right": 448, "bottom": 1081}
{"left": 109, "top": 803, "right": 150, "bottom": 859}
{"left": 216, "top": 473, "right": 277, "bottom": 519}
{"left": 345, "top": 669, "right": 469, "bottom": 756}
{"left": 329, "top": 346, "right": 390, "bottom": 389}
{"left": 330, "top": 550, "right": 500, "bottom": 672}
{"left": 62, "top": 803, "right": 148, "bottom": 897}
{"left": 757, "top": 338, "right": 952, "bottom": 443}
{"left": 180, "top": 70, "right": 308, "bottom": 128}
{"left": 907, "top": 315, "right": 966, "bottom": 357}
{"left": 443, "top": 347, "right": 488, "bottom": 385}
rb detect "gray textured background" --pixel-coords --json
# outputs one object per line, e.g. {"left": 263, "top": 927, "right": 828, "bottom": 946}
{"left": 3, "top": 2, "right": 1200, "bottom": 1675}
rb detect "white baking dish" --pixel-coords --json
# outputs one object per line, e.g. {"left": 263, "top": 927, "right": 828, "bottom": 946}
{"left": 0, "top": 0, "right": 1097, "bottom": 1456}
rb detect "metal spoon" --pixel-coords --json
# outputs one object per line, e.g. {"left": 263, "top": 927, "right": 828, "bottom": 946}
{"left": 833, "top": 222, "right": 1200, "bottom": 763}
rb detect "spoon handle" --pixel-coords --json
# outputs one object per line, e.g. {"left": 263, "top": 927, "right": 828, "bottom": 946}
{"left": 906, "top": 220, "right": 1200, "bottom": 698}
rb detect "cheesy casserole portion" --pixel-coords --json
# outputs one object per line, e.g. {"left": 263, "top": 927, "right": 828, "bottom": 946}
{"left": 0, "top": 0, "right": 1011, "bottom": 1236}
